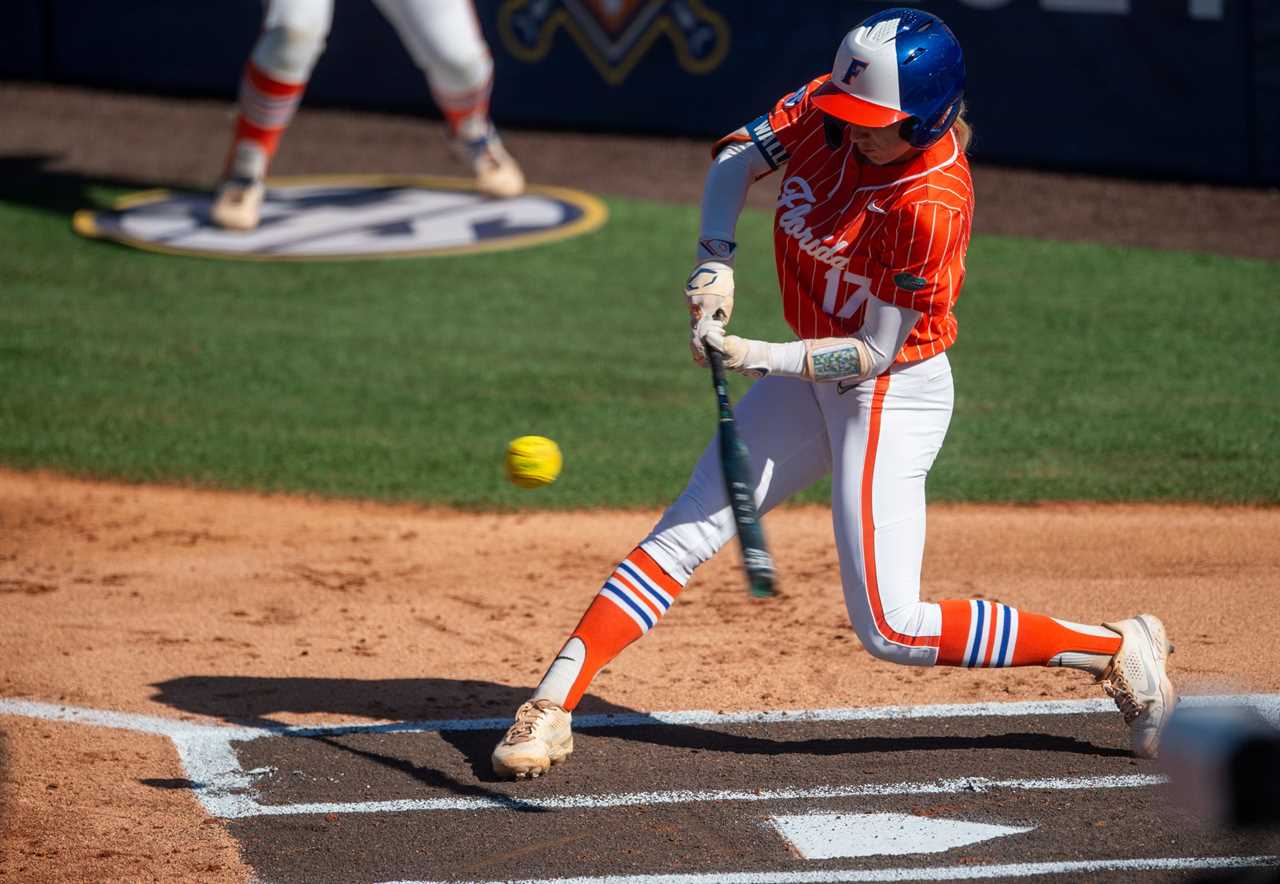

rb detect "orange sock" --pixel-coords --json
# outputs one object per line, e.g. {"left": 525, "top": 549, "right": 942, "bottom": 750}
{"left": 534, "top": 547, "right": 684, "bottom": 711}
{"left": 224, "top": 62, "right": 306, "bottom": 176}
{"left": 936, "top": 600, "right": 1120, "bottom": 669}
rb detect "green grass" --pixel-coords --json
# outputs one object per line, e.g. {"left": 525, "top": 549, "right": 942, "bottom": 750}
{"left": 1, "top": 185, "right": 1277, "bottom": 507}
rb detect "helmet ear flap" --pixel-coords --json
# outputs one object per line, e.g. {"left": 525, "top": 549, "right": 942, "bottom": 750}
{"left": 903, "top": 98, "right": 962, "bottom": 149}
{"left": 898, "top": 117, "right": 918, "bottom": 145}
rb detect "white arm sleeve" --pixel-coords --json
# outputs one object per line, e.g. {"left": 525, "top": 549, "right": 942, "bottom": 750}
{"left": 854, "top": 297, "right": 921, "bottom": 376}
{"left": 765, "top": 296, "right": 922, "bottom": 383}
{"left": 696, "top": 141, "right": 773, "bottom": 263}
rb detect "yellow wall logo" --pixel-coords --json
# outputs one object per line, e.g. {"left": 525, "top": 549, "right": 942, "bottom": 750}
{"left": 499, "top": 0, "right": 729, "bottom": 85}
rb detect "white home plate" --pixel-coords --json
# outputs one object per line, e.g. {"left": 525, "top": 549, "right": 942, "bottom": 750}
{"left": 71, "top": 175, "right": 607, "bottom": 261}
{"left": 770, "top": 812, "right": 1035, "bottom": 860}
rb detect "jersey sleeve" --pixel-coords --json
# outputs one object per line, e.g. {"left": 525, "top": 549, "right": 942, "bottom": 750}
{"left": 862, "top": 201, "right": 970, "bottom": 313}
{"left": 710, "top": 75, "right": 827, "bottom": 172}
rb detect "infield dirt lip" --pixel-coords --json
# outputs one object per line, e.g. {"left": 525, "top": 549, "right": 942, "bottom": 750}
{"left": 3, "top": 475, "right": 1280, "bottom": 883}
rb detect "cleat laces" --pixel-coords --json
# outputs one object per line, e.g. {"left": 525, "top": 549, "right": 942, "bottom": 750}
{"left": 504, "top": 699, "right": 556, "bottom": 744}
{"left": 1101, "top": 667, "right": 1145, "bottom": 724}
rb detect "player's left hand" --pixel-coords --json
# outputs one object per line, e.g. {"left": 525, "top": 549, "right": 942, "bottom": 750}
{"left": 686, "top": 260, "right": 735, "bottom": 366}
{"left": 703, "top": 327, "right": 771, "bottom": 379}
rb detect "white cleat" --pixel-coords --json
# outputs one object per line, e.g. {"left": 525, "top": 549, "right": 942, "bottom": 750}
{"left": 210, "top": 176, "right": 265, "bottom": 231}
{"left": 1101, "top": 613, "right": 1177, "bottom": 759}
{"left": 491, "top": 698, "right": 573, "bottom": 779}
{"left": 453, "top": 127, "right": 525, "bottom": 199}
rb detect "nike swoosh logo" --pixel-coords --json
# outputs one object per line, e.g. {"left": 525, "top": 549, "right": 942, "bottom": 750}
{"left": 867, "top": 200, "right": 887, "bottom": 214}
{"left": 836, "top": 380, "right": 859, "bottom": 395}
{"left": 552, "top": 654, "right": 579, "bottom": 665}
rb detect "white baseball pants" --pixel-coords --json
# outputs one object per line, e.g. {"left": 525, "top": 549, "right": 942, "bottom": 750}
{"left": 641, "top": 353, "right": 956, "bottom": 666}
{"left": 250, "top": 0, "right": 493, "bottom": 96}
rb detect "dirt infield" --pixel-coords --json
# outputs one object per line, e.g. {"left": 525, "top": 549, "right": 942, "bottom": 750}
{"left": 1, "top": 469, "right": 1279, "bottom": 881}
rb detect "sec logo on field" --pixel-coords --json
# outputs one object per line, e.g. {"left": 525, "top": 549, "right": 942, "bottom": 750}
{"left": 72, "top": 175, "right": 607, "bottom": 261}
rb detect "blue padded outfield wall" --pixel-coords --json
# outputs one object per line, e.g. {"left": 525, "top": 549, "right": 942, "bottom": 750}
{"left": 8, "top": 0, "right": 1279, "bottom": 185}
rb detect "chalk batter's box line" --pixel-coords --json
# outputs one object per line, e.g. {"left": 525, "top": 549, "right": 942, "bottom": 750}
{"left": 1, "top": 694, "right": 1277, "bottom": 822}
{"left": 379, "top": 854, "right": 1280, "bottom": 884}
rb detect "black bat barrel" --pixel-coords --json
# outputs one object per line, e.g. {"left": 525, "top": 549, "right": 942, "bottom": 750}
{"left": 706, "top": 347, "right": 777, "bottom": 598}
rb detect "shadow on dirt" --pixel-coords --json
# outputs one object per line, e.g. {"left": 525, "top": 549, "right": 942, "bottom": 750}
{"left": 583, "top": 723, "right": 1132, "bottom": 760}
{"left": 0, "top": 729, "right": 7, "bottom": 815}
{"left": 149, "top": 675, "right": 636, "bottom": 731}
{"left": 150, "top": 675, "right": 639, "bottom": 799}
{"left": 151, "top": 674, "right": 1130, "bottom": 793}
{"left": 0, "top": 153, "right": 188, "bottom": 218}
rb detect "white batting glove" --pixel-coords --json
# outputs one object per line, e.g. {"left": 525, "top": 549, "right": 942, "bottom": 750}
{"left": 690, "top": 316, "right": 722, "bottom": 366}
{"left": 703, "top": 328, "right": 773, "bottom": 379}
{"left": 686, "top": 260, "right": 735, "bottom": 365}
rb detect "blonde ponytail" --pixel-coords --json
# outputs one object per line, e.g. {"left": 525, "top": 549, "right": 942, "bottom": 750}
{"left": 952, "top": 103, "right": 973, "bottom": 152}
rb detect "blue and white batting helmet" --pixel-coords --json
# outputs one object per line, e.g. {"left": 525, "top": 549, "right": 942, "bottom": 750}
{"left": 811, "top": 8, "right": 965, "bottom": 149}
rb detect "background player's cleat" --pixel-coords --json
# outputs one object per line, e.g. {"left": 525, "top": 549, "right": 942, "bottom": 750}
{"left": 1101, "top": 614, "right": 1176, "bottom": 759}
{"left": 453, "top": 126, "right": 525, "bottom": 199}
{"left": 491, "top": 698, "right": 572, "bottom": 779}
{"left": 210, "top": 176, "right": 265, "bottom": 231}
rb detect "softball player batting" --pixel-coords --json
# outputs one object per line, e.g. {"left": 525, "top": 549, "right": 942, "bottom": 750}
{"left": 492, "top": 8, "right": 1176, "bottom": 778}
{"left": 211, "top": 0, "right": 524, "bottom": 231}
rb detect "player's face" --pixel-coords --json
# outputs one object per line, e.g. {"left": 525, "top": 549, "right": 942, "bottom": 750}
{"left": 845, "top": 121, "right": 914, "bottom": 165}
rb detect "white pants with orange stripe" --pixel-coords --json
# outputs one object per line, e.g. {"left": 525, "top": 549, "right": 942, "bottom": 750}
{"left": 643, "top": 352, "right": 955, "bottom": 667}
{"left": 532, "top": 349, "right": 1124, "bottom": 709}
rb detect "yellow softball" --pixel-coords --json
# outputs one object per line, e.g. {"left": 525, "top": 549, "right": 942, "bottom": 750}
{"left": 504, "top": 435, "right": 563, "bottom": 489}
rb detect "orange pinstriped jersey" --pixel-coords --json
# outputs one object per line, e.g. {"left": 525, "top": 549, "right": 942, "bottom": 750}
{"left": 723, "top": 75, "right": 974, "bottom": 364}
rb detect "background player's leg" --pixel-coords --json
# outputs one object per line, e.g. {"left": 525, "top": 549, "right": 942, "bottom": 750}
{"left": 372, "top": 0, "right": 524, "bottom": 197}
{"left": 532, "top": 376, "right": 833, "bottom": 711}
{"left": 213, "top": 0, "right": 333, "bottom": 230}
{"left": 826, "top": 354, "right": 1172, "bottom": 755}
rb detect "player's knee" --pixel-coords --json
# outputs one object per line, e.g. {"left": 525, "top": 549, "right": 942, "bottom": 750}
{"left": 253, "top": 25, "right": 328, "bottom": 82}
{"left": 858, "top": 630, "right": 935, "bottom": 666}
{"left": 855, "top": 628, "right": 911, "bottom": 664}
{"left": 642, "top": 493, "right": 723, "bottom": 583}
{"left": 850, "top": 605, "right": 937, "bottom": 667}
{"left": 425, "top": 50, "right": 492, "bottom": 98}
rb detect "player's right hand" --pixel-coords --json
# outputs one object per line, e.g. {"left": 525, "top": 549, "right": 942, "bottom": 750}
{"left": 703, "top": 327, "right": 772, "bottom": 379}
{"left": 690, "top": 316, "right": 725, "bottom": 366}
{"left": 686, "top": 261, "right": 734, "bottom": 365}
